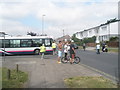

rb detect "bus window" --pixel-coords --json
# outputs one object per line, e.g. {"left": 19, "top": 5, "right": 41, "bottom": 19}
{"left": 10, "top": 40, "right": 20, "bottom": 48}
{"left": 32, "top": 39, "right": 42, "bottom": 47}
{"left": 21, "top": 39, "right": 32, "bottom": 47}
{"left": 44, "top": 39, "right": 51, "bottom": 46}
{"left": 2, "top": 39, "right": 10, "bottom": 48}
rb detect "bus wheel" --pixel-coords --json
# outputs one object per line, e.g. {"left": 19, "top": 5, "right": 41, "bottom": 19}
{"left": 34, "top": 49, "right": 40, "bottom": 55}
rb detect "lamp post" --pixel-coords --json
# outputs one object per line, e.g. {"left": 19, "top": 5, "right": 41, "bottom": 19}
{"left": 42, "top": 14, "right": 46, "bottom": 35}
{"left": 63, "top": 29, "right": 64, "bottom": 37}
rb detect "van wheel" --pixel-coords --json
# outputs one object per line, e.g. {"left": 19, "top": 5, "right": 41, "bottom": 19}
{"left": 34, "top": 49, "right": 40, "bottom": 55}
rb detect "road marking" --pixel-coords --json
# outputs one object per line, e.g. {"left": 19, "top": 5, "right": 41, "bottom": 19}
{"left": 80, "top": 63, "right": 118, "bottom": 82}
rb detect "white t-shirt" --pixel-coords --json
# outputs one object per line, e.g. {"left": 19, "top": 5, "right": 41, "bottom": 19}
{"left": 64, "top": 44, "right": 68, "bottom": 53}
{"left": 96, "top": 44, "right": 100, "bottom": 49}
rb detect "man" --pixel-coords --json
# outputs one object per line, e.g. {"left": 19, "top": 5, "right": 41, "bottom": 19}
{"left": 69, "top": 40, "right": 75, "bottom": 64}
{"left": 83, "top": 43, "right": 86, "bottom": 51}
{"left": 57, "top": 41, "right": 63, "bottom": 63}
{"left": 63, "top": 42, "right": 69, "bottom": 60}
{"left": 52, "top": 41, "right": 57, "bottom": 55}
{"left": 102, "top": 42, "right": 105, "bottom": 52}
{"left": 40, "top": 44, "right": 46, "bottom": 59}
{"left": 96, "top": 43, "right": 100, "bottom": 54}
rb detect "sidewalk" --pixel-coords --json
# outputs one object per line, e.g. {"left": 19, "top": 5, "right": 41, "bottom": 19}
{"left": 2, "top": 55, "right": 113, "bottom": 88}
{"left": 85, "top": 47, "right": 118, "bottom": 54}
{"left": 28, "top": 56, "right": 102, "bottom": 88}
{"left": 86, "top": 47, "right": 95, "bottom": 51}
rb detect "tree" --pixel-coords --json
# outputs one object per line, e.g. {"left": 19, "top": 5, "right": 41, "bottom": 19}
{"left": 71, "top": 34, "right": 81, "bottom": 45}
{"left": 110, "top": 37, "right": 118, "bottom": 41}
{"left": 27, "top": 32, "right": 37, "bottom": 36}
{"left": 83, "top": 36, "right": 96, "bottom": 43}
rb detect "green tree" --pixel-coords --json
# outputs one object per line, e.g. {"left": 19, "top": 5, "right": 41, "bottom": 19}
{"left": 110, "top": 37, "right": 118, "bottom": 41}
{"left": 71, "top": 34, "right": 81, "bottom": 45}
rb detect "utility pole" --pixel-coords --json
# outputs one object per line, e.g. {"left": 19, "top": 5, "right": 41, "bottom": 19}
{"left": 42, "top": 14, "right": 46, "bottom": 35}
{"left": 63, "top": 29, "right": 64, "bottom": 37}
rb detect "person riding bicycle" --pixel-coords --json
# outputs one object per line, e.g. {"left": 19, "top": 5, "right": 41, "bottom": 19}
{"left": 69, "top": 40, "right": 75, "bottom": 64}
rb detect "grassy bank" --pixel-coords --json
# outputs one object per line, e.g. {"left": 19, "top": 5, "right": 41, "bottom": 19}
{"left": 1, "top": 67, "right": 28, "bottom": 88}
{"left": 64, "top": 76, "right": 117, "bottom": 88}
{"left": 107, "top": 47, "right": 118, "bottom": 53}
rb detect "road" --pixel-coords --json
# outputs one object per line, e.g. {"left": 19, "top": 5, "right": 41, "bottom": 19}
{"left": 76, "top": 49, "right": 118, "bottom": 79}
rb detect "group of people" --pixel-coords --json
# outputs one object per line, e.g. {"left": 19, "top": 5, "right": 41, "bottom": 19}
{"left": 96, "top": 42, "right": 108, "bottom": 54}
{"left": 39, "top": 40, "right": 76, "bottom": 64}
{"left": 39, "top": 40, "right": 108, "bottom": 60}
{"left": 52, "top": 40, "right": 76, "bottom": 64}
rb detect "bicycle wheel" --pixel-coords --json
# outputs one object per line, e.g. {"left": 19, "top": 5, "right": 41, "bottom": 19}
{"left": 61, "top": 57, "right": 68, "bottom": 63}
{"left": 74, "top": 56, "right": 80, "bottom": 64}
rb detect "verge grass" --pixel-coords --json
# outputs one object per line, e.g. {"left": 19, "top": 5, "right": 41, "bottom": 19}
{"left": 107, "top": 47, "right": 118, "bottom": 53}
{"left": 64, "top": 76, "right": 117, "bottom": 88}
{"left": 1, "top": 67, "right": 28, "bottom": 88}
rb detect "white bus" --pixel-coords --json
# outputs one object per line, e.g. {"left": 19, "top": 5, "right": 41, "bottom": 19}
{"left": 0, "top": 35, "right": 53, "bottom": 55}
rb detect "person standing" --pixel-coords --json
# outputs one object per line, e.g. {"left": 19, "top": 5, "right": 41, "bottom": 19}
{"left": 64, "top": 42, "right": 68, "bottom": 61}
{"left": 83, "top": 43, "right": 86, "bottom": 51}
{"left": 102, "top": 42, "right": 105, "bottom": 52}
{"left": 69, "top": 40, "right": 75, "bottom": 64}
{"left": 52, "top": 41, "right": 57, "bottom": 55}
{"left": 96, "top": 43, "right": 100, "bottom": 54}
{"left": 40, "top": 44, "right": 46, "bottom": 59}
{"left": 57, "top": 41, "right": 63, "bottom": 63}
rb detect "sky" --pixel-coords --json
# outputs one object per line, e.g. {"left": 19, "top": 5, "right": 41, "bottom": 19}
{"left": 0, "top": 0, "right": 119, "bottom": 38}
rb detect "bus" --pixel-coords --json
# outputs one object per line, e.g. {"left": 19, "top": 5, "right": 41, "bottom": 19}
{"left": 0, "top": 35, "right": 53, "bottom": 55}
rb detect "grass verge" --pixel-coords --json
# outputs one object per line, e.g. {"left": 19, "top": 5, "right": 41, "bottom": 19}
{"left": 1, "top": 67, "right": 28, "bottom": 88}
{"left": 107, "top": 47, "right": 118, "bottom": 53}
{"left": 64, "top": 76, "right": 117, "bottom": 88}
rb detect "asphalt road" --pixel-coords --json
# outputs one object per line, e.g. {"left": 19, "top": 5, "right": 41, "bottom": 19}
{"left": 76, "top": 49, "right": 118, "bottom": 79}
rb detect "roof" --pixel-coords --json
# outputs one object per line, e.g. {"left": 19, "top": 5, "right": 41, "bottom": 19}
{"left": 56, "top": 35, "right": 71, "bottom": 41}
{"left": 0, "top": 35, "right": 53, "bottom": 39}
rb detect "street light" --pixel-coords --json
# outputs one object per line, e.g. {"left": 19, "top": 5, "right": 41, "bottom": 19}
{"left": 42, "top": 14, "right": 46, "bottom": 35}
{"left": 63, "top": 29, "right": 65, "bottom": 37}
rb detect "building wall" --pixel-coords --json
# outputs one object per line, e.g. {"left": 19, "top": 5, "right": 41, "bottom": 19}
{"left": 110, "top": 22, "right": 118, "bottom": 35}
{"left": 75, "top": 21, "right": 119, "bottom": 42}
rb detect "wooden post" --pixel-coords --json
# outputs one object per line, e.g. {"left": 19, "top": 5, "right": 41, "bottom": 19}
{"left": 16, "top": 64, "right": 19, "bottom": 72}
{"left": 7, "top": 69, "right": 10, "bottom": 80}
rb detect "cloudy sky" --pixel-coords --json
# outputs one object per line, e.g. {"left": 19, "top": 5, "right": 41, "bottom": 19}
{"left": 0, "top": 0, "right": 119, "bottom": 38}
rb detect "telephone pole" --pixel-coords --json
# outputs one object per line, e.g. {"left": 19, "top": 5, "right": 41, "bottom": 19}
{"left": 63, "top": 29, "right": 64, "bottom": 36}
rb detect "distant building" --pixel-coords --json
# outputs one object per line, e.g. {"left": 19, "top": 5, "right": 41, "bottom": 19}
{"left": 56, "top": 35, "right": 71, "bottom": 42}
{"left": 75, "top": 19, "right": 119, "bottom": 42}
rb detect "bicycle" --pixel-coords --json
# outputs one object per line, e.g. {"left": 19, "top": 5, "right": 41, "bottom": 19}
{"left": 61, "top": 54, "right": 81, "bottom": 64}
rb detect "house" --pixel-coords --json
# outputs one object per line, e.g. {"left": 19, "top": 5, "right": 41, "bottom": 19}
{"left": 56, "top": 35, "right": 71, "bottom": 42}
{"left": 75, "top": 19, "right": 119, "bottom": 42}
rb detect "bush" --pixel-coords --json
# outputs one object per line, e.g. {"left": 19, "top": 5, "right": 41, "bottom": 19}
{"left": 72, "top": 34, "right": 96, "bottom": 46}
{"left": 110, "top": 37, "right": 118, "bottom": 41}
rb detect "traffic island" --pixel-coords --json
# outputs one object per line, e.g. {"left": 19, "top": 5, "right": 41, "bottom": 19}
{"left": 64, "top": 76, "right": 117, "bottom": 88}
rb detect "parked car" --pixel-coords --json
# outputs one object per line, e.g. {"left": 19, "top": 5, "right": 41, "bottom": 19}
{"left": 74, "top": 43, "right": 78, "bottom": 49}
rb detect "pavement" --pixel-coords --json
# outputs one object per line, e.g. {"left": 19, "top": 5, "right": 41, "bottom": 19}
{"left": 86, "top": 47, "right": 95, "bottom": 51}
{"left": 1, "top": 55, "right": 111, "bottom": 88}
{"left": 85, "top": 47, "right": 118, "bottom": 54}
